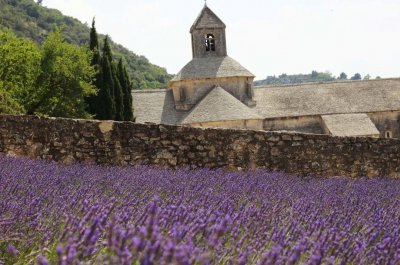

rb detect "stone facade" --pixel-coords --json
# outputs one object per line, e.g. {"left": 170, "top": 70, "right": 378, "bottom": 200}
{"left": 1, "top": 115, "right": 399, "bottom": 178}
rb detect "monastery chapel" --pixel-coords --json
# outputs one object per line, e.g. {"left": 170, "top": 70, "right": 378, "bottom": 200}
{"left": 132, "top": 4, "right": 400, "bottom": 138}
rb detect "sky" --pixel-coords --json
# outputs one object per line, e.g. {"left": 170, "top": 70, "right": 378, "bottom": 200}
{"left": 44, "top": 0, "right": 400, "bottom": 80}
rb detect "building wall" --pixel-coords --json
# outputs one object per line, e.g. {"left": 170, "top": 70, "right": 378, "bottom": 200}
{"left": 263, "top": 116, "right": 324, "bottom": 134}
{"left": 170, "top": 76, "right": 254, "bottom": 110}
{"left": 1, "top": 115, "right": 399, "bottom": 178}
{"left": 368, "top": 111, "right": 400, "bottom": 139}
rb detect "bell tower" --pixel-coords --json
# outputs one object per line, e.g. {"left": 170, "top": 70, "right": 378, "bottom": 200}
{"left": 169, "top": 4, "right": 256, "bottom": 111}
{"left": 190, "top": 4, "right": 227, "bottom": 58}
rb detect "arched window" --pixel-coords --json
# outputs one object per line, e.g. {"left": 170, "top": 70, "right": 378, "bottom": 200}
{"left": 385, "top": 131, "right": 392, "bottom": 138}
{"left": 179, "top": 87, "right": 186, "bottom": 102}
{"left": 205, "top": 34, "right": 215, "bottom": 52}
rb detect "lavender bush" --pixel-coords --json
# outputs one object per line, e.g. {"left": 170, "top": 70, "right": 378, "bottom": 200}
{"left": 0, "top": 155, "right": 399, "bottom": 265}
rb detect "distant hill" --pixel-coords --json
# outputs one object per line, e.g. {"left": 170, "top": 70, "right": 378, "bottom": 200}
{"left": 254, "top": 71, "right": 337, "bottom": 86}
{"left": 254, "top": 71, "right": 372, "bottom": 86}
{"left": 0, "top": 0, "right": 172, "bottom": 89}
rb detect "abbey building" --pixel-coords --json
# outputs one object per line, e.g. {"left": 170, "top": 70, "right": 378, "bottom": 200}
{"left": 132, "top": 4, "right": 400, "bottom": 138}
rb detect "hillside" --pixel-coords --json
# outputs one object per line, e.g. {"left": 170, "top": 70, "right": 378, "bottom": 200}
{"left": 0, "top": 0, "right": 172, "bottom": 89}
{"left": 254, "top": 71, "right": 371, "bottom": 86}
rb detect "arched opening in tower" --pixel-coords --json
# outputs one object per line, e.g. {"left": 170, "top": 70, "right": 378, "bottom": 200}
{"left": 205, "top": 34, "right": 215, "bottom": 52}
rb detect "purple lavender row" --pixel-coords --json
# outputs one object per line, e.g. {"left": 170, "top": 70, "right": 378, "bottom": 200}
{"left": 0, "top": 155, "right": 399, "bottom": 264}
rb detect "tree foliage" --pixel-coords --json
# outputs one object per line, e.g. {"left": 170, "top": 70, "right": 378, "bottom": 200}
{"left": 339, "top": 72, "right": 348, "bottom": 80}
{"left": 0, "top": 0, "right": 172, "bottom": 89}
{"left": 255, "top": 71, "right": 372, "bottom": 86}
{"left": 351, "top": 73, "right": 362, "bottom": 80}
{"left": 118, "top": 59, "right": 134, "bottom": 121}
{"left": 254, "top": 71, "right": 336, "bottom": 86}
{"left": 0, "top": 30, "right": 96, "bottom": 118}
{"left": 0, "top": 30, "right": 41, "bottom": 114}
{"left": 87, "top": 21, "right": 134, "bottom": 121}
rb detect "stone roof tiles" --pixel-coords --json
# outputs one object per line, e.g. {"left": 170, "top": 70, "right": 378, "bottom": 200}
{"left": 254, "top": 78, "right": 400, "bottom": 118}
{"left": 181, "top": 86, "right": 262, "bottom": 124}
{"left": 170, "top": 56, "right": 255, "bottom": 82}
{"left": 133, "top": 78, "right": 400, "bottom": 126}
{"left": 190, "top": 5, "right": 226, "bottom": 33}
{"left": 132, "top": 89, "right": 185, "bottom": 125}
{"left": 321, "top": 114, "right": 380, "bottom": 137}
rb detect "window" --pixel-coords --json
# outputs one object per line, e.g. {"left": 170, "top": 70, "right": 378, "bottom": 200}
{"left": 385, "top": 131, "right": 392, "bottom": 138}
{"left": 205, "top": 34, "right": 215, "bottom": 52}
{"left": 179, "top": 87, "right": 186, "bottom": 102}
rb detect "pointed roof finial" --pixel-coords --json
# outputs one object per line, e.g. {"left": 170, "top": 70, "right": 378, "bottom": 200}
{"left": 204, "top": 0, "right": 207, "bottom": 7}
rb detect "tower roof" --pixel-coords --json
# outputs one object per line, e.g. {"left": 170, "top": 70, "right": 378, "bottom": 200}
{"left": 170, "top": 56, "right": 255, "bottom": 82}
{"left": 190, "top": 5, "right": 226, "bottom": 33}
{"left": 181, "top": 86, "right": 262, "bottom": 124}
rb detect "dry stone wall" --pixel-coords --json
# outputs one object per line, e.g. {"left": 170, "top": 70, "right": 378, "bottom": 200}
{"left": 0, "top": 115, "right": 399, "bottom": 178}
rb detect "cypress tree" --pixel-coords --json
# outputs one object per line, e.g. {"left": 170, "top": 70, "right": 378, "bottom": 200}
{"left": 103, "top": 36, "right": 113, "bottom": 65}
{"left": 100, "top": 55, "right": 116, "bottom": 120}
{"left": 102, "top": 36, "right": 124, "bottom": 121}
{"left": 90, "top": 18, "right": 101, "bottom": 66}
{"left": 86, "top": 18, "right": 102, "bottom": 116}
{"left": 112, "top": 63, "right": 124, "bottom": 121}
{"left": 117, "top": 59, "right": 134, "bottom": 121}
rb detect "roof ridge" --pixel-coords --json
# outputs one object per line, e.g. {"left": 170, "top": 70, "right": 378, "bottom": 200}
{"left": 131, "top": 89, "right": 167, "bottom": 93}
{"left": 254, "top": 77, "right": 400, "bottom": 89}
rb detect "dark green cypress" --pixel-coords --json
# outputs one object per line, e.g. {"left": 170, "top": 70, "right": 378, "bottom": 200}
{"left": 100, "top": 55, "right": 116, "bottom": 120}
{"left": 103, "top": 36, "right": 113, "bottom": 65}
{"left": 117, "top": 59, "right": 134, "bottom": 121}
{"left": 89, "top": 18, "right": 100, "bottom": 65}
{"left": 86, "top": 18, "right": 102, "bottom": 117}
{"left": 102, "top": 36, "right": 124, "bottom": 121}
{"left": 112, "top": 62, "right": 124, "bottom": 121}
{"left": 100, "top": 36, "right": 116, "bottom": 119}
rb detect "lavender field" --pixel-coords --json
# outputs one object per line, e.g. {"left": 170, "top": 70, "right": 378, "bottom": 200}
{"left": 0, "top": 155, "right": 399, "bottom": 265}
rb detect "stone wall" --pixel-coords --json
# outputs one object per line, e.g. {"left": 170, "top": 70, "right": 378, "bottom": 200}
{"left": 0, "top": 115, "right": 399, "bottom": 178}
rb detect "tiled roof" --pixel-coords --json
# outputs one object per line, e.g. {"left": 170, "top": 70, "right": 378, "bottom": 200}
{"left": 132, "top": 89, "right": 185, "bottom": 125}
{"left": 190, "top": 5, "right": 226, "bottom": 33}
{"left": 322, "top": 114, "right": 380, "bottom": 137}
{"left": 171, "top": 56, "right": 255, "bottom": 82}
{"left": 132, "top": 78, "right": 400, "bottom": 126}
{"left": 181, "top": 86, "right": 262, "bottom": 124}
{"left": 254, "top": 78, "right": 400, "bottom": 118}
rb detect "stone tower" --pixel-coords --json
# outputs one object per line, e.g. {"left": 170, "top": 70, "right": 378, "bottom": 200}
{"left": 190, "top": 4, "right": 227, "bottom": 58}
{"left": 169, "top": 4, "right": 256, "bottom": 111}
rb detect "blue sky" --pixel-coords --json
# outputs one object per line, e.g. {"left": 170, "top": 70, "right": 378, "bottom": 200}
{"left": 44, "top": 0, "right": 400, "bottom": 79}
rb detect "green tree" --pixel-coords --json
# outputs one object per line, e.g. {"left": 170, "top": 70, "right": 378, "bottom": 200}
{"left": 351, "top": 73, "right": 362, "bottom": 80}
{"left": 117, "top": 59, "right": 134, "bottom": 121}
{"left": 311, "top": 70, "right": 318, "bottom": 79}
{"left": 112, "top": 65, "right": 124, "bottom": 121}
{"left": 0, "top": 30, "right": 41, "bottom": 113}
{"left": 89, "top": 18, "right": 100, "bottom": 66}
{"left": 99, "top": 54, "right": 116, "bottom": 120}
{"left": 27, "top": 30, "right": 96, "bottom": 118}
{"left": 338, "top": 72, "right": 347, "bottom": 80}
{"left": 0, "top": 88, "right": 25, "bottom": 114}
{"left": 102, "top": 36, "right": 124, "bottom": 120}
{"left": 86, "top": 18, "right": 101, "bottom": 117}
